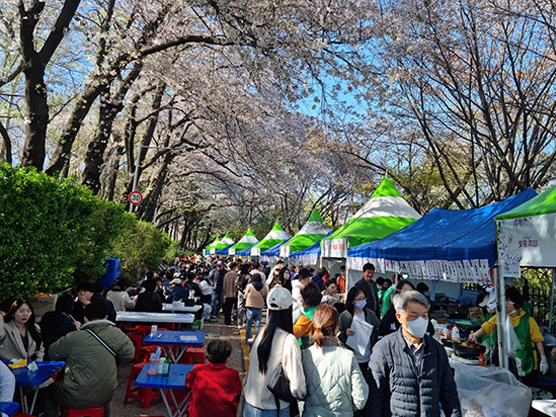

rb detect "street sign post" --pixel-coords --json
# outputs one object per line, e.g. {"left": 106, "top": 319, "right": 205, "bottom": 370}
{"left": 128, "top": 191, "right": 143, "bottom": 205}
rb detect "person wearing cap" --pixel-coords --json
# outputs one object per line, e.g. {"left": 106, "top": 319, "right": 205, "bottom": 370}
{"left": 208, "top": 261, "right": 228, "bottom": 319}
{"left": 243, "top": 287, "right": 307, "bottom": 416}
{"left": 167, "top": 277, "right": 190, "bottom": 303}
{"left": 292, "top": 267, "right": 313, "bottom": 323}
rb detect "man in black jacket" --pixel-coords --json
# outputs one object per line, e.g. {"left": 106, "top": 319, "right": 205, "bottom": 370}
{"left": 354, "top": 263, "right": 380, "bottom": 318}
{"left": 368, "top": 290, "right": 461, "bottom": 417}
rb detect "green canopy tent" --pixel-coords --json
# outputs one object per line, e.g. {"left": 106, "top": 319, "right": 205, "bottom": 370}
{"left": 279, "top": 209, "right": 331, "bottom": 258}
{"left": 204, "top": 236, "right": 221, "bottom": 256}
{"left": 210, "top": 232, "right": 235, "bottom": 254}
{"left": 495, "top": 185, "right": 556, "bottom": 368}
{"left": 229, "top": 229, "right": 259, "bottom": 256}
{"left": 321, "top": 177, "right": 421, "bottom": 259}
{"left": 250, "top": 221, "right": 289, "bottom": 257}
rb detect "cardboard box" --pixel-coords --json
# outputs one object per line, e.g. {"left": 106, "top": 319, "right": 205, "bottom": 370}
{"left": 28, "top": 294, "right": 57, "bottom": 317}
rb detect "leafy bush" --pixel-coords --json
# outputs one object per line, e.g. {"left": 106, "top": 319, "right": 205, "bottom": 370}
{"left": 0, "top": 164, "right": 101, "bottom": 301}
{"left": 111, "top": 217, "right": 174, "bottom": 280}
{"left": 0, "top": 164, "right": 173, "bottom": 301}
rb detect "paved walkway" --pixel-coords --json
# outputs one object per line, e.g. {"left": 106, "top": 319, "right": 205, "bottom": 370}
{"left": 110, "top": 317, "right": 251, "bottom": 417}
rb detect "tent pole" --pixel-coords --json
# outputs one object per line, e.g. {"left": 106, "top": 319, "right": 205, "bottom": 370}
{"left": 495, "top": 265, "right": 509, "bottom": 370}
{"left": 344, "top": 237, "right": 350, "bottom": 291}
{"left": 549, "top": 269, "right": 555, "bottom": 333}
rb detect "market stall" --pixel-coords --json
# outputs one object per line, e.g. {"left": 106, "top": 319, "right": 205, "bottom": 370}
{"left": 279, "top": 209, "right": 331, "bottom": 259}
{"left": 228, "top": 229, "right": 259, "bottom": 256}
{"left": 209, "top": 232, "right": 234, "bottom": 255}
{"left": 320, "top": 177, "right": 421, "bottom": 285}
{"left": 249, "top": 221, "right": 289, "bottom": 257}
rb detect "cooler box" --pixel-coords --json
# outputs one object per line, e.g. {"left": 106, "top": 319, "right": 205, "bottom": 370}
{"left": 102, "top": 258, "right": 121, "bottom": 290}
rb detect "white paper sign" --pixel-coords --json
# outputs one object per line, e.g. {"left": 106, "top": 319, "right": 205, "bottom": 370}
{"left": 346, "top": 316, "right": 374, "bottom": 357}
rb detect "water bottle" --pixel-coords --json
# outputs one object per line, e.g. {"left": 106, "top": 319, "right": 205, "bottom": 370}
{"left": 162, "top": 355, "right": 171, "bottom": 377}
{"left": 451, "top": 325, "right": 460, "bottom": 342}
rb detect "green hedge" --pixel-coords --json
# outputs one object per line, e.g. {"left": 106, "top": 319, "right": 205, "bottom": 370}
{"left": 0, "top": 164, "right": 173, "bottom": 302}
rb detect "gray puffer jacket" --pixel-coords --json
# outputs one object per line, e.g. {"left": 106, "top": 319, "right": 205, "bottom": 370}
{"left": 368, "top": 329, "right": 461, "bottom": 417}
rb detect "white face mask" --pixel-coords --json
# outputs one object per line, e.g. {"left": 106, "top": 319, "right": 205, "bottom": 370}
{"left": 405, "top": 317, "right": 428, "bottom": 338}
{"left": 355, "top": 300, "right": 367, "bottom": 311}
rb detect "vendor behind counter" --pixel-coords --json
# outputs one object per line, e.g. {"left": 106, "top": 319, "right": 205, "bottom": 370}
{"left": 470, "top": 286, "right": 547, "bottom": 385}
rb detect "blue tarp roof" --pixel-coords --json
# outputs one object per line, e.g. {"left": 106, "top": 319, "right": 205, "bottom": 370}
{"left": 290, "top": 232, "right": 333, "bottom": 259}
{"left": 261, "top": 238, "right": 291, "bottom": 257}
{"left": 348, "top": 189, "right": 537, "bottom": 266}
{"left": 236, "top": 243, "right": 257, "bottom": 257}
{"left": 214, "top": 244, "right": 234, "bottom": 255}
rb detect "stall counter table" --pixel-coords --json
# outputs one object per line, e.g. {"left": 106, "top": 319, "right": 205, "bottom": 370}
{"left": 135, "top": 363, "right": 194, "bottom": 417}
{"left": 162, "top": 304, "right": 202, "bottom": 314}
{"left": 143, "top": 331, "right": 205, "bottom": 362}
{"left": 2, "top": 360, "right": 65, "bottom": 415}
{"left": 0, "top": 402, "right": 18, "bottom": 417}
{"left": 532, "top": 399, "right": 556, "bottom": 416}
{"left": 116, "top": 312, "right": 194, "bottom": 330}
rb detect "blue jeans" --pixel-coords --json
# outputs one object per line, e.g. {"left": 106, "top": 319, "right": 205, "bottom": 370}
{"left": 245, "top": 307, "right": 262, "bottom": 340}
{"left": 244, "top": 402, "right": 289, "bottom": 417}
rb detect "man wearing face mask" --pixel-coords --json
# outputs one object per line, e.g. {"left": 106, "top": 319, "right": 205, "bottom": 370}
{"left": 368, "top": 291, "right": 462, "bottom": 417}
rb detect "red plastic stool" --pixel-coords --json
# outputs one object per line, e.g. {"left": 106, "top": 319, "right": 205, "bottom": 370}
{"left": 140, "top": 345, "right": 158, "bottom": 360}
{"left": 182, "top": 346, "right": 205, "bottom": 364}
{"left": 123, "top": 362, "right": 161, "bottom": 408}
{"left": 60, "top": 406, "right": 104, "bottom": 417}
{"left": 126, "top": 333, "right": 144, "bottom": 363}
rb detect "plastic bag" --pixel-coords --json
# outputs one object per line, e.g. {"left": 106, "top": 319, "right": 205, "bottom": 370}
{"left": 453, "top": 361, "right": 531, "bottom": 417}
{"left": 505, "top": 314, "right": 522, "bottom": 355}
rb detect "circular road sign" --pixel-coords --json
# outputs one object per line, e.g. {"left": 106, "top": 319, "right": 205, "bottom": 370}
{"left": 128, "top": 191, "right": 143, "bottom": 205}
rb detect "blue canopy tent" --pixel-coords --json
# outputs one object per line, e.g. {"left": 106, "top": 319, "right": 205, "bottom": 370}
{"left": 214, "top": 244, "right": 234, "bottom": 256}
{"left": 347, "top": 189, "right": 537, "bottom": 284}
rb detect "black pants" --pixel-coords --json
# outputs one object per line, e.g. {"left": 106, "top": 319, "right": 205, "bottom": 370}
{"left": 355, "top": 361, "right": 370, "bottom": 417}
{"left": 223, "top": 297, "right": 237, "bottom": 324}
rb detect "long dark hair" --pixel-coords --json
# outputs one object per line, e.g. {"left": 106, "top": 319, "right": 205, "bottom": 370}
{"left": 346, "top": 286, "right": 365, "bottom": 317}
{"left": 42, "top": 294, "right": 74, "bottom": 331}
{"left": 278, "top": 267, "right": 292, "bottom": 292}
{"left": 257, "top": 307, "right": 293, "bottom": 374}
{"left": 5, "top": 300, "right": 42, "bottom": 349}
{"left": 395, "top": 279, "right": 415, "bottom": 294}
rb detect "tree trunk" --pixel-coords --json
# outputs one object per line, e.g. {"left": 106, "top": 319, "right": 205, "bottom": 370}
{"left": 20, "top": 62, "right": 48, "bottom": 170}
{"left": 103, "top": 145, "right": 124, "bottom": 202}
{"left": 18, "top": 0, "right": 82, "bottom": 171}
{"left": 81, "top": 88, "right": 113, "bottom": 193}
{"left": 0, "top": 120, "right": 12, "bottom": 164}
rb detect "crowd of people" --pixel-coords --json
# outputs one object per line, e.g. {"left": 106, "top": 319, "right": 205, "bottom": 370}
{"left": 1, "top": 254, "right": 552, "bottom": 417}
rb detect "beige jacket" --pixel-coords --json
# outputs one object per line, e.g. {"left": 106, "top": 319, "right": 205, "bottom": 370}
{"left": 223, "top": 271, "right": 238, "bottom": 299}
{"left": 244, "top": 283, "right": 268, "bottom": 309}
{"left": 0, "top": 316, "right": 44, "bottom": 361}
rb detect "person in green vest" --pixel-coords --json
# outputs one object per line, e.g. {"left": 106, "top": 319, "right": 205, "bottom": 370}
{"left": 380, "top": 278, "right": 395, "bottom": 318}
{"left": 470, "top": 286, "right": 548, "bottom": 385}
{"left": 293, "top": 282, "right": 322, "bottom": 348}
